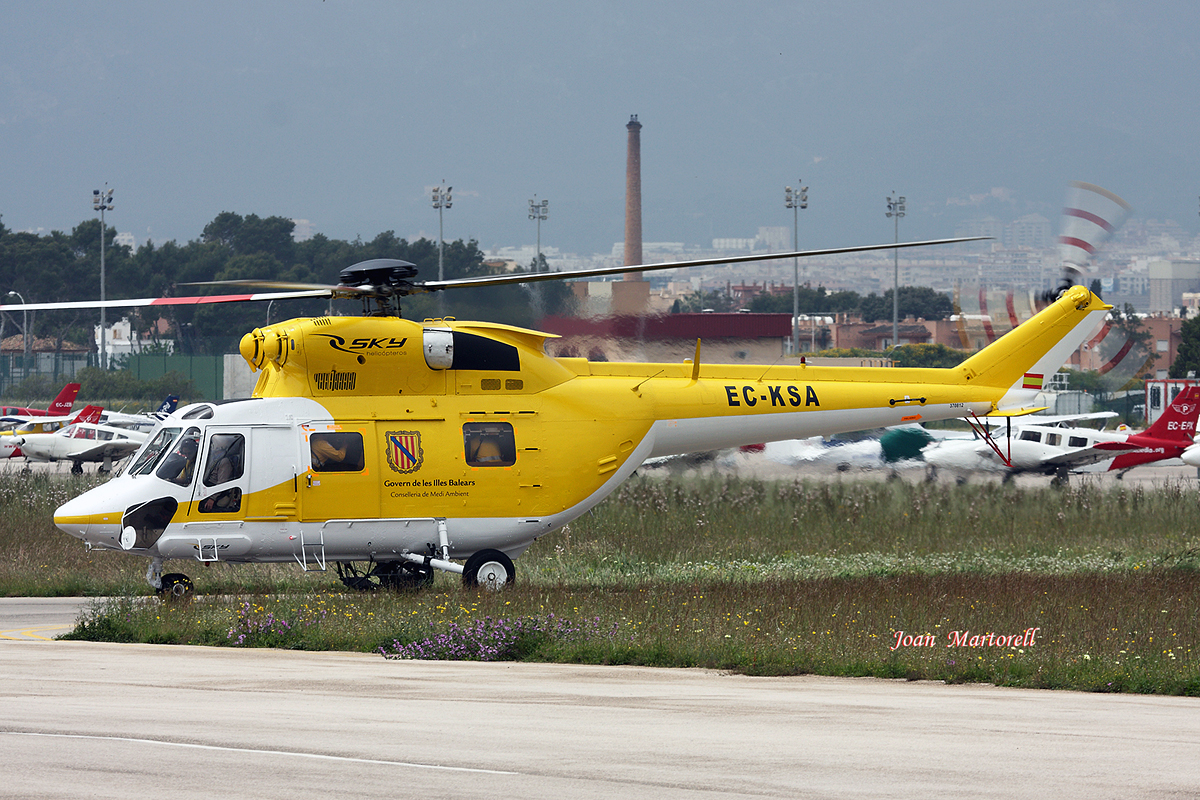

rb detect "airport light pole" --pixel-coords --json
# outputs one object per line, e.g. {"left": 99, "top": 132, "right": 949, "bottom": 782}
{"left": 785, "top": 183, "right": 808, "bottom": 354}
{"left": 528, "top": 196, "right": 549, "bottom": 271}
{"left": 432, "top": 183, "right": 452, "bottom": 315}
{"left": 431, "top": 183, "right": 452, "bottom": 282}
{"left": 886, "top": 193, "right": 905, "bottom": 350}
{"left": 6, "top": 291, "right": 28, "bottom": 378}
{"left": 93, "top": 186, "right": 114, "bottom": 369}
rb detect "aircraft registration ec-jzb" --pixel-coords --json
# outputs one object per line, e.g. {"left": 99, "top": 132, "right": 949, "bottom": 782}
{"left": 27, "top": 241, "right": 1109, "bottom": 595}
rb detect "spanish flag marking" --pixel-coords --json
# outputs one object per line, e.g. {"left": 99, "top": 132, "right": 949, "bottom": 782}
{"left": 1022, "top": 373, "right": 1044, "bottom": 390}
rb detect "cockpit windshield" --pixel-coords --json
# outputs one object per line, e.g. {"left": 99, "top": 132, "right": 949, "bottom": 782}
{"left": 129, "top": 427, "right": 182, "bottom": 476}
{"left": 155, "top": 427, "right": 202, "bottom": 486}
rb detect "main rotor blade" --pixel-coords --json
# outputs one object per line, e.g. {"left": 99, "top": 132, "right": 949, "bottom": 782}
{"left": 177, "top": 279, "right": 338, "bottom": 291}
{"left": 0, "top": 236, "right": 989, "bottom": 313}
{"left": 0, "top": 289, "right": 332, "bottom": 313}
{"left": 418, "top": 236, "right": 991, "bottom": 293}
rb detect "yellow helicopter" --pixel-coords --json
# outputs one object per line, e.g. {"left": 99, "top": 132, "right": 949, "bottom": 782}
{"left": 33, "top": 239, "right": 1109, "bottom": 595}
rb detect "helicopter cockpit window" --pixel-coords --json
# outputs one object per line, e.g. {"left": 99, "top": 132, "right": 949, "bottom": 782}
{"left": 310, "top": 432, "right": 365, "bottom": 472}
{"left": 463, "top": 422, "right": 516, "bottom": 467}
{"left": 156, "top": 427, "right": 202, "bottom": 486}
{"left": 130, "top": 427, "right": 181, "bottom": 476}
{"left": 203, "top": 433, "right": 245, "bottom": 487}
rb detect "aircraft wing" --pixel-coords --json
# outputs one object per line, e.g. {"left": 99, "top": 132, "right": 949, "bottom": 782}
{"left": 65, "top": 440, "right": 144, "bottom": 462}
{"left": 978, "top": 411, "right": 1119, "bottom": 427}
{"left": 1090, "top": 441, "right": 1141, "bottom": 452}
{"left": 1039, "top": 448, "right": 1115, "bottom": 468}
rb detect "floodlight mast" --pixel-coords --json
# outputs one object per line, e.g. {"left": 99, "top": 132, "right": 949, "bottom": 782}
{"left": 92, "top": 185, "right": 114, "bottom": 369}
{"left": 886, "top": 193, "right": 906, "bottom": 350}
{"left": 785, "top": 183, "right": 808, "bottom": 354}
{"left": 528, "top": 196, "right": 549, "bottom": 272}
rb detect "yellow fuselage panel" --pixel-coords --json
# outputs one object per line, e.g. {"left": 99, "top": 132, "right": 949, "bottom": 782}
{"left": 245, "top": 316, "right": 575, "bottom": 401}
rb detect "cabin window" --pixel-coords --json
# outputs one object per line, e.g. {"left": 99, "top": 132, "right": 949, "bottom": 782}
{"left": 200, "top": 487, "right": 242, "bottom": 514}
{"left": 200, "top": 433, "right": 246, "bottom": 513}
{"left": 1019, "top": 430, "right": 1041, "bottom": 443}
{"left": 203, "top": 434, "right": 245, "bottom": 487}
{"left": 1068, "top": 436, "right": 1088, "bottom": 448}
{"left": 1045, "top": 433, "right": 1061, "bottom": 446}
{"left": 310, "top": 432, "right": 365, "bottom": 472}
{"left": 463, "top": 422, "right": 516, "bottom": 467}
{"left": 451, "top": 332, "right": 520, "bottom": 371}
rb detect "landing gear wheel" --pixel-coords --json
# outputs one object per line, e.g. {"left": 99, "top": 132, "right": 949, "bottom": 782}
{"left": 377, "top": 560, "right": 434, "bottom": 591}
{"left": 71, "top": 462, "right": 83, "bottom": 475}
{"left": 462, "top": 549, "right": 515, "bottom": 591}
{"left": 336, "top": 560, "right": 435, "bottom": 592}
{"left": 158, "top": 573, "right": 193, "bottom": 599}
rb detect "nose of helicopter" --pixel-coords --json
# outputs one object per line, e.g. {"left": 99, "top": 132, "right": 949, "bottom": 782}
{"left": 54, "top": 487, "right": 123, "bottom": 544}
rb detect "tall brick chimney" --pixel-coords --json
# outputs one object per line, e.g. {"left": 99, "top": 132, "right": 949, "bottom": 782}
{"left": 623, "top": 114, "right": 643, "bottom": 279}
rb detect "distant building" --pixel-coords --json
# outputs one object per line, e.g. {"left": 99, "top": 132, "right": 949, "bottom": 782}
{"left": 93, "top": 317, "right": 175, "bottom": 359}
{"left": 539, "top": 313, "right": 793, "bottom": 364}
{"left": 1148, "top": 259, "right": 1200, "bottom": 313}
{"left": 711, "top": 238, "right": 756, "bottom": 251}
{"left": 1005, "top": 214, "right": 1052, "bottom": 249}
{"left": 756, "top": 226, "right": 790, "bottom": 251}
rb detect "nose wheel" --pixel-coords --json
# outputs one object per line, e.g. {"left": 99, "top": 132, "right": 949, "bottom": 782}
{"left": 157, "top": 573, "right": 194, "bottom": 599}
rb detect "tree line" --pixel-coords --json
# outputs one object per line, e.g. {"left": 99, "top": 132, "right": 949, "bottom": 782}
{"left": 0, "top": 212, "right": 572, "bottom": 356}
{"left": 671, "top": 284, "right": 956, "bottom": 322}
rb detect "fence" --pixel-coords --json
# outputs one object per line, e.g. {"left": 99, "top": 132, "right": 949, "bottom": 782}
{"left": 0, "top": 352, "right": 224, "bottom": 400}
{"left": 0, "top": 352, "right": 94, "bottom": 395}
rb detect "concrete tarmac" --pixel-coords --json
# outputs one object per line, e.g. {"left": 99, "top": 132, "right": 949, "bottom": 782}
{"left": 1, "top": 633, "right": 1199, "bottom": 799}
{"left": 0, "top": 596, "right": 94, "bottom": 641}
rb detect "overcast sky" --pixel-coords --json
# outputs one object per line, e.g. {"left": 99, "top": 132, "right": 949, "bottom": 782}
{"left": 3, "top": 1, "right": 1198, "bottom": 260}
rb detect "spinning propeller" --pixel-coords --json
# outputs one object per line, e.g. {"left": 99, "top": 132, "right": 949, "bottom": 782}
{"left": 1050, "top": 180, "right": 1133, "bottom": 300}
{"left": 955, "top": 181, "right": 1147, "bottom": 391}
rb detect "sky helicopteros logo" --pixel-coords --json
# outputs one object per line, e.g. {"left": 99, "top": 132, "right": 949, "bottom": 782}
{"left": 316, "top": 333, "right": 407, "bottom": 354}
{"left": 386, "top": 431, "right": 423, "bottom": 474}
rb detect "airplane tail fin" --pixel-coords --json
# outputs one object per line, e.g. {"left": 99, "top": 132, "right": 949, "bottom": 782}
{"left": 955, "top": 286, "right": 1110, "bottom": 412}
{"left": 1103, "top": 386, "right": 1200, "bottom": 472}
{"left": 72, "top": 405, "right": 103, "bottom": 424}
{"left": 158, "top": 394, "right": 180, "bottom": 414}
{"left": 48, "top": 383, "right": 81, "bottom": 416}
{"left": 1143, "top": 386, "right": 1200, "bottom": 441}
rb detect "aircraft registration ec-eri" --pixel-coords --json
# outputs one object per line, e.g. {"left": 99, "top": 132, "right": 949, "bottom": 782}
{"left": 43, "top": 243, "right": 1108, "bottom": 596}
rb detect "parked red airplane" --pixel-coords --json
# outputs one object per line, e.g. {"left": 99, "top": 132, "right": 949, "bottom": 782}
{"left": 0, "top": 382, "right": 80, "bottom": 417}
{"left": 1095, "top": 386, "right": 1200, "bottom": 473}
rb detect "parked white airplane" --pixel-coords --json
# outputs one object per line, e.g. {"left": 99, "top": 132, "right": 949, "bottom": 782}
{"left": 100, "top": 395, "right": 180, "bottom": 432}
{"left": 12, "top": 421, "right": 148, "bottom": 474}
{"left": 922, "top": 387, "right": 1200, "bottom": 484}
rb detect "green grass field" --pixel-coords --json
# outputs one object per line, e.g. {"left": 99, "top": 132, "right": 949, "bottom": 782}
{"left": 5, "top": 470, "right": 1198, "bottom": 694}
